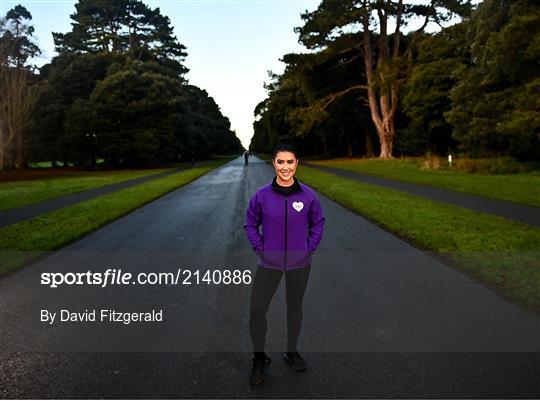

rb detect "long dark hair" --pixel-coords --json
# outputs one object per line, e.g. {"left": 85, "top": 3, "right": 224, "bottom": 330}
{"left": 273, "top": 135, "right": 298, "bottom": 160}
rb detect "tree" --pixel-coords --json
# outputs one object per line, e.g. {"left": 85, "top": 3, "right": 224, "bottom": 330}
{"left": 178, "top": 85, "right": 242, "bottom": 158}
{"left": 295, "top": 0, "right": 472, "bottom": 159}
{"left": 399, "top": 22, "right": 469, "bottom": 156}
{"left": 285, "top": 34, "right": 374, "bottom": 156}
{"left": 445, "top": 0, "right": 540, "bottom": 160}
{"left": 0, "top": 5, "right": 40, "bottom": 170}
{"left": 30, "top": 0, "right": 239, "bottom": 167}
{"left": 52, "top": 0, "right": 188, "bottom": 78}
{"left": 30, "top": 52, "right": 115, "bottom": 166}
{"left": 71, "top": 58, "right": 182, "bottom": 166}
{"left": 0, "top": 5, "right": 40, "bottom": 69}
{"left": 251, "top": 32, "right": 375, "bottom": 157}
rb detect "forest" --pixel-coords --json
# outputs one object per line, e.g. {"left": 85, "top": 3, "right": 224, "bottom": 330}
{"left": 250, "top": 0, "right": 539, "bottom": 161}
{"left": 0, "top": 0, "right": 243, "bottom": 170}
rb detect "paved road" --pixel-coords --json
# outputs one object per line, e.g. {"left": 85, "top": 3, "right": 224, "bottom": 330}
{"left": 0, "top": 163, "right": 208, "bottom": 228}
{"left": 1, "top": 156, "right": 538, "bottom": 398}
{"left": 304, "top": 162, "right": 540, "bottom": 227}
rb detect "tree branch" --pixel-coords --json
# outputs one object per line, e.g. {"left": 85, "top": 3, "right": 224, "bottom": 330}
{"left": 405, "top": 11, "right": 432, "bottom": 66}
{"left": 393, "top": 0, "right": 403, "bottom": 58}
{"left": 325, "top": 52, "right": 362, "bottom": 71}
{"left": 320, "top": 84, "right": 368, "bottom": 111}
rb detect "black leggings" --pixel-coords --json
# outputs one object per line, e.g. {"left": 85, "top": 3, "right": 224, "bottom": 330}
{"left": 249, "top": 266, "right": 311, "bottom": 353}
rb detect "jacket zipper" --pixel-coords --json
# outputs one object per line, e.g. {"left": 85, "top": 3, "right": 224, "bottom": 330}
{"left": 284, "top": 195, "right": 288, "bottom": 270}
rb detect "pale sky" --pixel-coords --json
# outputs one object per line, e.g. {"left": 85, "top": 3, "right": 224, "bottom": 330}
{"left": 0, "top": 0, "right": 320, "bottom": 149}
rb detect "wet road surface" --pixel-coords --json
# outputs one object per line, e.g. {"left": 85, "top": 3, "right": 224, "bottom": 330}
{"left": 1, "top": 156, "right": 538, "bottom": 398}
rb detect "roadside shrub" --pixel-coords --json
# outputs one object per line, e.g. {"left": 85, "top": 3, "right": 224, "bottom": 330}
{"left": 418, "top": 154, "right": 443, "bottom": 171}
{"left": 453, "top": 157, "right": 529, "bottom": 174}
{"left": 417, "top": 155, "right": 531, "bottom": 174}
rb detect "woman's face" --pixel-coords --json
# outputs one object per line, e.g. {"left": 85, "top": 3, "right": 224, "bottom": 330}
{"left": 273, "top": 151, "right": 298, "bottom": 185}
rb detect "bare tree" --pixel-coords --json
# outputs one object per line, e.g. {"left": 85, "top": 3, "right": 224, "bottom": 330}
{"left": 0, "top": 6, "right": 40, "bottom": 170}
{"left": 0, "top": 66, "right": 38, "bottom": 170}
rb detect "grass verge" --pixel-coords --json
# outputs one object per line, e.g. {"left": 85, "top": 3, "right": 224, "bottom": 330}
{"left": 0, "top": 168, "right": 173, "bottom": 212}
{"left": 306, "top": 157, "right": 540, "bottom": 207}
{"left": 0, "top": 159, "right": 229, "bottom": 276}
{"left": 296, "top": 165, "right": 540, "bottom": 312}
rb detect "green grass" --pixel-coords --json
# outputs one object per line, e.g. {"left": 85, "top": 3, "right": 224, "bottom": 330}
{"left": 0, "top": 159, "right": 229, "bottom": 276}
{"left": 296, "top": 165, "right": 540, "bottom": 312}
{"left": 306, "top": 157, "right": 540, "bottom": 207}
{"left": 0, "top": 168, "right": 172, "bottom": 212}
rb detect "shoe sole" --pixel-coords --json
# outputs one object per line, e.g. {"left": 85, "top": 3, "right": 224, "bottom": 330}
{"left": 249, "top": 358, "right": 271, "bottom": 385}
{"left": 284, "top": 353, "right": 306, "bottom": 372}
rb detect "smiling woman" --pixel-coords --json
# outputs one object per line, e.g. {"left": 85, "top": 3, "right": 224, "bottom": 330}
{"left": 243, "top": 136, "right": 325, "bottom": 385}
{"left": 273, "top": 147, "right": 297, "bottom": 185}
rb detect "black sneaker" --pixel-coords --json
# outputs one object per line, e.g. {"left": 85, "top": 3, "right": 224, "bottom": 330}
{"left": 284, "top": 351, "right": 306, "bottom": 372}
{"left": 249, "top": 355, "right": 271, "bottom": 385}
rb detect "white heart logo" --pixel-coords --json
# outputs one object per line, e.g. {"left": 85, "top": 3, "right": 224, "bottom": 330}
{"left": 292, "top": 201, "right": 304, "bottom": 212}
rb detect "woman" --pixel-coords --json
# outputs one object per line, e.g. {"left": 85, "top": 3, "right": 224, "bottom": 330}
{"left": 244, "top": 140, "right": 325, "bottom": 385}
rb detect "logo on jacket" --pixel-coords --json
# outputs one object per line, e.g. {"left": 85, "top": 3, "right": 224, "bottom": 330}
{"left": 292, "top": 201, "right": 304, "bottom": 212}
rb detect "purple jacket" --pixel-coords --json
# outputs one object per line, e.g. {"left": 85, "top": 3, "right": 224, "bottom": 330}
{"left": 244, "top": 177, "right": 325, "bottom": 271}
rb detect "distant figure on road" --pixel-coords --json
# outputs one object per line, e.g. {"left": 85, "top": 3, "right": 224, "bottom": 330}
{"left": 244, "top": 137, "right": 325, "bottom": 385}
{"left": 244, "top": 151, "right": 249, "bottom": 165}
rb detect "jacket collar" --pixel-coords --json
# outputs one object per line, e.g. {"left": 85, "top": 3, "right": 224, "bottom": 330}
{"left": 271, "top": 176, "right": 302, "bottom": 195}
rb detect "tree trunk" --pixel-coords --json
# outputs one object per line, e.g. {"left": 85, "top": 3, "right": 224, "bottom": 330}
{"left": 377, "top": 117, "right": 395, "bottom": 159}
{"left": 16, "top": 128, "right": 23, "bottom": 168}
{"left": 365, "top": 126, "right": 374, "bottom": 157}
{"left": 322, "top": 138, "right": 329, "bottom": 156}
{"left": 378, "top": 133, "right": 393, "bottom": 159}
{"left": 63, "top": 148, "right": 69, "bottom": 167}
{"left": 360, "top": 5, "right": 404, "bottom": 160}
{"left": 0, "top": 68, "right": 36, "bottom": 170}
{"left": 0, "top": 141, "right": 4, "bottom": 172}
